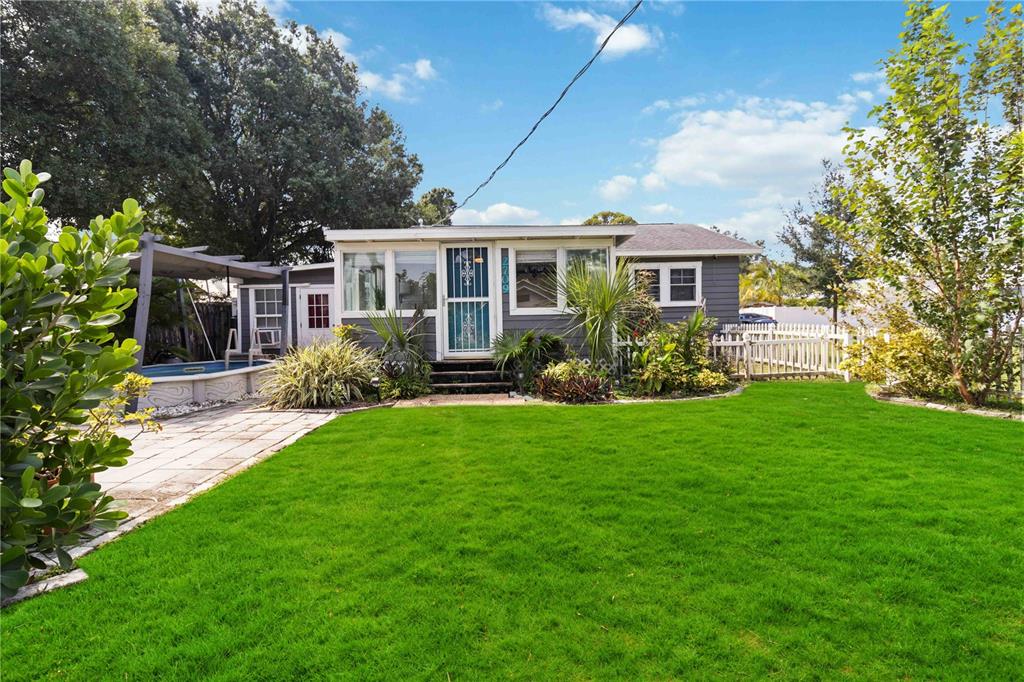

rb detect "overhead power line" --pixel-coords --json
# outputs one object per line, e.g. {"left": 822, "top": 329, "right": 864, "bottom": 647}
{"left": 433, "top": 0, "right": 645, "bottom": 226}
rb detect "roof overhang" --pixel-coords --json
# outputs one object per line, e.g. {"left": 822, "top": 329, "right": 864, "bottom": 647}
{"left": 129, "top": 236, "right": 285, "bottom": 280}
{"left": 617, "top": 247, "right": 763, "bottom": 257}
{"left": 323, "top": 225, "right": 637, "bottom": 243}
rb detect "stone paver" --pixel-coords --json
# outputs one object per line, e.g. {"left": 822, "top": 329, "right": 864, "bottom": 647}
{"left": 98, "top": 401, "right": 341, "bottom": 520}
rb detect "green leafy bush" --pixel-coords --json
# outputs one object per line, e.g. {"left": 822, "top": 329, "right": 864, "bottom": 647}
{"left": 535, "top": 359, "right": 612, "bottom": 404}
{"left": 492, "top": 330, "right": 566, "bottom": 392}
{"left": 1, "top": 161, "right": 145, "bottom": 598}
{"left": 261, "top": 340, "right": 379, "bottom": 408}
{"left": 627, "top": 311, "right": 732, "bottom": 396}
{"left": 840, "top": 307, "right": 953, "bottom": 399}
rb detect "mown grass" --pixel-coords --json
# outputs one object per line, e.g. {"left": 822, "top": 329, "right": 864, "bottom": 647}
{"left": 3, "top": 382, "right": 1022, "bottom": 680}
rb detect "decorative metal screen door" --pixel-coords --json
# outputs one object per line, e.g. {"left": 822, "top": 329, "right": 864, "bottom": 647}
{"left": 444, "top": 246, "right": 491, "bottom": 354}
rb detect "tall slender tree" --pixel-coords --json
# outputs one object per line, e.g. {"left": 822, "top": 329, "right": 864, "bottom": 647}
{"left": 779, "top": 160, "right": 860, "bottom": 323}
{"left": 839, "top": 0, "right": 1023, "bottom": 405}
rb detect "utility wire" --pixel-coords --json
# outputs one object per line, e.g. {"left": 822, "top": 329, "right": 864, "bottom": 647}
{"left": 432, "top": 0, "right": 644, "bottom": 226}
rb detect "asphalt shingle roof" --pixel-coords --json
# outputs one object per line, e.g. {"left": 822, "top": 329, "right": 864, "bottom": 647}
{"left": 617, "top": 224, "right": 759, "bottom": 253}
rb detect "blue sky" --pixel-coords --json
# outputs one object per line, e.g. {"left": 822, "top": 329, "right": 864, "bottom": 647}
{"left": 268, "top": 0, "right": 986, "bottom": 251}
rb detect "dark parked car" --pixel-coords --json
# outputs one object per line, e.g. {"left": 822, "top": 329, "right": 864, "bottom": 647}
{"left": 739, "top": 312, "right": 777, "bottom": 325}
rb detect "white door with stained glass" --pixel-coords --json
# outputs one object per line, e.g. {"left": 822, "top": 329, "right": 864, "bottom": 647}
{"left": 443, "top": 246, "right": 493, "bottom": 356}
{"left": 297, "top": 287, "right": 335, "bottom": 346}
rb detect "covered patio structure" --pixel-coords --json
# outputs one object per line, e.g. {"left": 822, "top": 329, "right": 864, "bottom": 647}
{"left": 128, "top": 233, "right": 290, "bottom": 365}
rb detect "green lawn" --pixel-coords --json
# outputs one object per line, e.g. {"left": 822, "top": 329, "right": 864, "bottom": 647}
{"left": 3, "top": 382, "right": 1022, "bottom": 680}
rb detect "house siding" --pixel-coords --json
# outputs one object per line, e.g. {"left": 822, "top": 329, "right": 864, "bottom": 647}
{"left": 626, "top": 255, "right": 741, "bottom": 327}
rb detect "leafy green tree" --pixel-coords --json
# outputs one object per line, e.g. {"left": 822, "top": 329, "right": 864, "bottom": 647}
{"left": 739, "top": 259, "right": 809, "bottom": 307}
{"left": 709, "top": 224, "right": 766, "bottom": 269}
{"left": 0, "top": 0, "right": 202, "bottom": 233}
{"left": 839, "top": 0, "right": 1023, "bottom": 405}
{"left": 779, "top": 160, "right": 860, "bottom": 323}
{"left": 1, "top": 162, "right": 144, "bottom": 598}
{"left": 160, "top": 0, "right": 423, "bottom": 263}
{"left": 415, "top": 187, "right": 457, "bottom": 226}
{"left": 583, "top": 211, "right": 637, "bottom": 225}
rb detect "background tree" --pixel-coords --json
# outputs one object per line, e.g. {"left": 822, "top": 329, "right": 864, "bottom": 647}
{"left": 709, "top": 224, "right": 766, "bottom": 269}
{"left": 583, "top": 211, "right": 637, "bottom": 225}
{"left": 2, "top": 0, "right": 424, "bottom": 264}
{"left": 739, "top": 259, "right": 809, "bottom": 308}
{"left": 415, "top": 187, "right": 457, "bottom": 226}
{"left": 159, "top": 1, "right": 422, "bottom": 263}
{"left": 839, "top": 0, "right": 1023, "bottom": 405}
{"left": 779, "top": 160, "right": 860, "bottom": 323}
{"left": 0, "top": 0, "right": 202, "bottom": 233}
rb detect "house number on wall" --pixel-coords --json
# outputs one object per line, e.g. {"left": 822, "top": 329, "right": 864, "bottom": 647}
{"left": 501, "top": 256, "right": 509, "bottom": 293}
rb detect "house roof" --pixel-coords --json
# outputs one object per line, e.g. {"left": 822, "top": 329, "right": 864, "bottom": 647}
{"left": 323, "top": 225, "right": 637, "bottom": 242}
{"left": 617, "top": 224, "right": 761, "bottom": 256}
{"left": 321, "top": 223, "right": 760, "bottom": 257}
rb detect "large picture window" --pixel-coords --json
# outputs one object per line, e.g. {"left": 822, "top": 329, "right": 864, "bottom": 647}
{"left": 343, "top": 252, "right": 386, "bottom": 312}
{"left": 629, "top": 262, "right": 702, "bottom": 306}
{"left": 510, "top": 245, "right": 610, "bottom": 314}
{"left": 395, "top": 250, "right": 437, "bottom": 310}
{"left": 514, "top": 249, "right": 557, "bottom": 309}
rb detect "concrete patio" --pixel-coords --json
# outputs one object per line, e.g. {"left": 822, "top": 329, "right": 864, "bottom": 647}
{"left": 99, "top": 401, "right": 341, "bottom": 520}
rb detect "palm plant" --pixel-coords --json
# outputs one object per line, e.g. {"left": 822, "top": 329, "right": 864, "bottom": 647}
{"left": 492, "top": 330, "right": 565, "bottom": 390}
{"left": 557, "top": 259, "right": 638, "bottom": 367}
{"left": 366, "top": 308, "right": 427, "bottom": 378}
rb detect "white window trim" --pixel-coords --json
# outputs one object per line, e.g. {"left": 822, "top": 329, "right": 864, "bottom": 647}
{"left": 629, "top": 261, "right": 702, "bottom": 307}
{"left": 337, "top": 244, "right": 440, "bottom": 318}
{"left": 508, "top": 245, "right": 611, "bottom": 316}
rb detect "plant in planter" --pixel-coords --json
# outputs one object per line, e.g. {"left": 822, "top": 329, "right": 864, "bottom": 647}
{"left": 492, "top": 330, "right": 566, "bottom": 392}
{"left": 1, "top": 161, "right": 147, "bottom": 598}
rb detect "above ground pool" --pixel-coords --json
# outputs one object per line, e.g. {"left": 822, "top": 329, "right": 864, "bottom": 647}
{"left": 138, "top": 360, "right": 271, "bottom": 379}
{"left": 137, "top": 360, "right": 274, "bottom": 409}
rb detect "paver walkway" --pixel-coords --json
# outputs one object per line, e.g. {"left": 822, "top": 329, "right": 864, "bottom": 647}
{"left": 99, "top": 401, "right": 339, "bottom": 520}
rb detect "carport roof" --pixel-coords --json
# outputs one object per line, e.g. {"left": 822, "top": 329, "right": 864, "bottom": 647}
{"left": 128, "top": 234, "right": 284, "bottom": 280}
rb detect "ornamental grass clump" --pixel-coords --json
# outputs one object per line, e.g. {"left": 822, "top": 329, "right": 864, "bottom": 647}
{"left": 261, "top": 340, "right": 379, "bottom": 409}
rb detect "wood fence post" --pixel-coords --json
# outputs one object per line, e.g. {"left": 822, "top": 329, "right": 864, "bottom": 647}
{"left": 743, "top": 332, "right": 753, "bottom": 380}
{"left": 841, "top": 332, "right": 852, "bottom": 382}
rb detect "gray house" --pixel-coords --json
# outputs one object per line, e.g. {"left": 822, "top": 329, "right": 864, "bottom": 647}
{"left": 236, "top": 223, "right": 760, "bottom": 359}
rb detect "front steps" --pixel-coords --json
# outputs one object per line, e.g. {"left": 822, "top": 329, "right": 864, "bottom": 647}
{"left": 429, "top": 359, "right": 513, "bottom": 394}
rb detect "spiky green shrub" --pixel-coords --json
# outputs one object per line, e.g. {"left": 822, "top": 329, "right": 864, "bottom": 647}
{"left": 261, "top": 340, "right": 379, "bottom": 409}
{"left": 366, "top": 308, "right": 431, "bottom": 398}
{"left": 558, "top": 259, "right": 638, "bottom": 368}
{"left": 492, "top": 330, "right": 565, "bottom": 392}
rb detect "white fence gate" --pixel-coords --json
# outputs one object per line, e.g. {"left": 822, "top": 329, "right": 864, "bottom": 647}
{"left": 712, "top": 323, "right": 876, "bottom": 381}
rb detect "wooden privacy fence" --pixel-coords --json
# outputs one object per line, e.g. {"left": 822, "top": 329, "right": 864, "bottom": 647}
{"left": 712, "top": 324, "right": 873, "bottom": 381}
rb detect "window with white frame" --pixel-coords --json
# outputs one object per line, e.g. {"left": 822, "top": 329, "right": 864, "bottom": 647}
{"left": 630, "top": 262, "right": 702, "bottom": 306}
{"left": 340, "top": 248, "right": 439, "bottom": 314}
{"left": 510, "top": 245, "right": 610, "bottom": 314}
{"left": 253, "top": 288, "right": 283, "bottom": 329}
{"left": 394, "top": 250, "right": 437, "bottom": 310}
{"left": 343, "top": 252, "right": 386, "bottom": 312}
{"left": 515, "top": 249, "right": 558, "bottom": 309}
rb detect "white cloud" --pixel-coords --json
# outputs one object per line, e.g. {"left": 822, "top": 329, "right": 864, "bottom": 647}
{"left": 322, "top": 29, "right": 354, "bottom": 58}
{"left": 644, "top": 203, "right": 680, "bottom": 216}
{"left": 641, "top": 172, "right": 667, "bottom": 191}
{"left": 452, "top": 203, "right": 545, "bottom": 225}
{"left": 359, "top": 71, "right": 411, "bottom": 101}
{"left": 851, "top": 70, "right": 884, "bottom": 83}
{"left": 712, "top": 204, "right": 784, "bottom": 241}
{"left": 560, "top": 216, "right": 585, "bottom": 225}
{"left": 411, "top": 58, "right": 438, "bottom": 81}
{"left": 480, "top": 99, "right": 504, "bottom": 113}
{"left": 645, "top": 95, "right": 856, "bottom": 190}
{"left": 197, "top": 0, "right": 292, "bottom": 19}
{"left": 541, "top": 4, "right": 661, "bottom": 59}
{"left": 597, "top": 174, "right": 637, "bottom": 201}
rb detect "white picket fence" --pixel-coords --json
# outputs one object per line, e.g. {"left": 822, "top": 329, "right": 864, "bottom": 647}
{"left": 712, "top": 323, "right": 876, "bottom": 380}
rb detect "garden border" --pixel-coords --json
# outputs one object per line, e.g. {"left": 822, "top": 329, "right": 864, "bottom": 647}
{"left": 870, "top": 390, "right": 1021, "bottom": 420}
